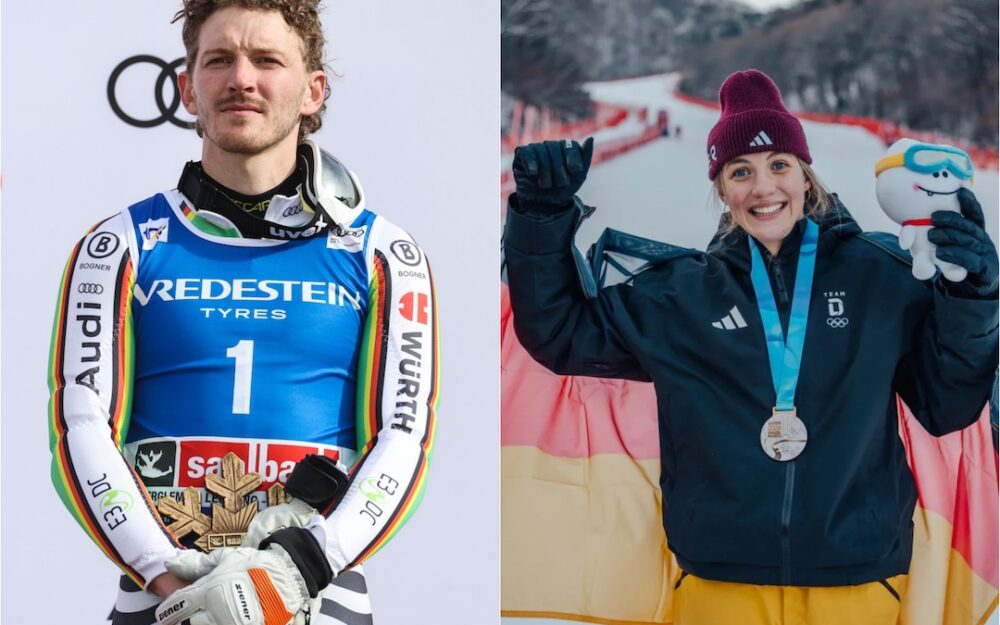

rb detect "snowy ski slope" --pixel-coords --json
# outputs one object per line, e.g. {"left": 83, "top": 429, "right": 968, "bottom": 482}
{"left": 572, "top": 73, "right": 998, "bottom": 253}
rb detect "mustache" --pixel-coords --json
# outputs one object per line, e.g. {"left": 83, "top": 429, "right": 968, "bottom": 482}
{"left": 217, "top": 97, "right": 266, "bottom": 111}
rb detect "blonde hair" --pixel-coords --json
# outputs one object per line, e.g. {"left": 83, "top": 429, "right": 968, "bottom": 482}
{"left": 709, "top": 158, "right": 831, "bottom": 242}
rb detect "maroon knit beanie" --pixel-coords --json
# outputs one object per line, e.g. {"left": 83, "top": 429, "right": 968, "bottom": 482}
{"left": 706, "top": 69, "right": 811, "bottom": 180}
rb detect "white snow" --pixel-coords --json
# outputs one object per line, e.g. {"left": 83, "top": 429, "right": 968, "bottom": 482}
{"left": 568, "top": 73, "right": 998, "bottom": 252}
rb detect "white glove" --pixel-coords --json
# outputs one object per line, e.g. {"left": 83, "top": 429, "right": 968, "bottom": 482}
{"left": 156, "top": 547, "right": 310, "bottom": 625}
{"left": 242, "top": 498, "right": 321, "bottom": 548}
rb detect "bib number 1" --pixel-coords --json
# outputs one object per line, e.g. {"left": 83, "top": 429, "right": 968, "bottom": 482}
{"left": 226, "top": 340, "right": 254, "bottom": 414}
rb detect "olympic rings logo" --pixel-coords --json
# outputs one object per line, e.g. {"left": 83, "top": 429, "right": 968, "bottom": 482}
{"left": 826, "top": 317, "right": 849, "bottom": 328}
{"left": 78, "top": 283, "right": 105, "bottom": 295}
{"left": 107, "top": 55, "right": 189, "bottom": 129}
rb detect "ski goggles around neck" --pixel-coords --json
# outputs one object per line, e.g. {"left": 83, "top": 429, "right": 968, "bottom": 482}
{"left": 875, "top": 143, "right": 974, "bottom": 180}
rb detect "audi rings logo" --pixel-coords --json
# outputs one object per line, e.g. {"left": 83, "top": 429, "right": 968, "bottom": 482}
{"left": 78, "top": 283, "right": 105, "bottom": 295}
{"left": 108, "top": 55, "right": 190, "bottom": 129}
{"left": 826, "top": 317, "right": 849, "bottom": 329}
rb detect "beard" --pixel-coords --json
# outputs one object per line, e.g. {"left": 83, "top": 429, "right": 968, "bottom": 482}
{"left": 199, "top": 100, "right": 301, "bottom": 155}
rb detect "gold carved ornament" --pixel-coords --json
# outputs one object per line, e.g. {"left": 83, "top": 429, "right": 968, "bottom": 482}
{"left": 156, "top": 452, "right": 286, "bottom": 552}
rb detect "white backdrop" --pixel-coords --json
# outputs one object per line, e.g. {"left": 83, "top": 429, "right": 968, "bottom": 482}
{"left": 1, "top": 1, "right": 498, "bottom": 623}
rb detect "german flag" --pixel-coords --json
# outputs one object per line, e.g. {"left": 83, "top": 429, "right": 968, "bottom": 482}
{"left": 500, "top": 283, "right": 998, "bottom": 625}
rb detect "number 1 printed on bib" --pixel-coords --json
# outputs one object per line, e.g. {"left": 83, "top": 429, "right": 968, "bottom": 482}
{"left": 226, "top": 340, "right": 254, "bottom": 414}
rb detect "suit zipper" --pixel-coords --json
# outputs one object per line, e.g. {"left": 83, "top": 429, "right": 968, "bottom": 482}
{"left": 781, "top": 462, "right": 795, "bottom": 585}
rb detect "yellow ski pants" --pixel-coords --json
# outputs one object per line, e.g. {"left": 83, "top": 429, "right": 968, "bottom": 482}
{"left": 673, "top": 573, "right": 908, "bottom": 625}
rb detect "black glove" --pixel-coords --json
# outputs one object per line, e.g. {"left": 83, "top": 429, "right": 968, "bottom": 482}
{"left": 512, "top": 137, "right": 594, "bottom": 211}
{"left": 929, "top": 188, "right": 999, "bottom": 298}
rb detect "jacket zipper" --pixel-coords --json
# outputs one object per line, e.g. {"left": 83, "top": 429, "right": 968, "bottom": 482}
{"left": 781, "top": 462, "right": 795, "bottom": 584}
{"left": 771, "top": 257, "right": 794, "bottom": 584}
{"left": 771, "top": 261, "right": 789, "bottom": 305}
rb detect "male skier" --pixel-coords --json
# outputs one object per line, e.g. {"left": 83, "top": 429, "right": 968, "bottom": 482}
{"left": 48, "top": 2, "right": 437, "bottom": 624}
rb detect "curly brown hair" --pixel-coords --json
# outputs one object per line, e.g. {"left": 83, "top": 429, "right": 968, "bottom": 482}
{"left": 173, "top": 0, "right": 328, "bottom": 141}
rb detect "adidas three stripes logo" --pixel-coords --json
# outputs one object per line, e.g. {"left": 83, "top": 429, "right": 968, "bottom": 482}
{"left": 749, "top": 131, "right": 773, "bottom": 147}
{"left": 712, "top": 306, "right": 748, "bottom": 330}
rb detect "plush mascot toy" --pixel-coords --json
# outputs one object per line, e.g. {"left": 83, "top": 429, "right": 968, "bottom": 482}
{"left": 875, "top": 138, "right": 975, "bottom": 281}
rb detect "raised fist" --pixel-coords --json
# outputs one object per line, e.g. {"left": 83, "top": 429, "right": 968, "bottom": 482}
{"left": 512, "top": 137, "right": 594, "bottom": 210}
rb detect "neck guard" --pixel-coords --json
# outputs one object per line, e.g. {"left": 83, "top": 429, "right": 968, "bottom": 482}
{"left": 177, "top": 140, "right": 365, "bottom": 240}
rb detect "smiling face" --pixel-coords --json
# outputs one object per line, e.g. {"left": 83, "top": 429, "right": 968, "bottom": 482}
{"left": 875, "top": 139, "right": 971, "bottom": 223}
{"left": 717, "top": 151, "right": 811, "bottom": 255}
{"left": 178, "top": 7, "right": 325, "bottom": 156}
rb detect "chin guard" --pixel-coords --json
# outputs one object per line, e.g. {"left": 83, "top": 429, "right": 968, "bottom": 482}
{"left": 177, "top": 140, "right": 365, "bottom": 241}
{"left": 298, "top": 140, "right": 366, "bottom": 229}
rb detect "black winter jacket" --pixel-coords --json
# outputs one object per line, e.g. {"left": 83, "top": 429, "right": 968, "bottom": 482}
{"left": 504, "top": 195, "right": 998, "bottom": 587}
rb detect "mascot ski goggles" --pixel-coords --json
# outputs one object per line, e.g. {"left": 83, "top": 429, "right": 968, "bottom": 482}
{"left": 875, "top": 143, "right": 974, "bottom": 180}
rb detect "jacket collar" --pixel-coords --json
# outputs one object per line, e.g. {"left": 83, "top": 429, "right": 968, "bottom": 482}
{"left": 706, "top": 194, "right": 861, "bottom": 272}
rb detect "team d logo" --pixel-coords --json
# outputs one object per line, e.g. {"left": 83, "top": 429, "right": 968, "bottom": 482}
{"left": 824, "top": 291, "right": 849, "bottom": 328}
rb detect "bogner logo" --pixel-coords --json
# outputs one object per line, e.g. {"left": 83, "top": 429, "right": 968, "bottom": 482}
{"left": 390, "top": 240, "right": 422, "bottom": 267}
{"left": 86, "top": 232, "right": 120, "bottom": 259}
{"left": 393, "top": 331, "right": 424, "bottom": 434}
{"left": 133, "top": 278, "right": 361, "bottom": 310}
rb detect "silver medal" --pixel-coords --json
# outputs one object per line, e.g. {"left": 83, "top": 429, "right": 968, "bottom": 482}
{"left": 760, "top": 408, "right": 807, "bottom": 461}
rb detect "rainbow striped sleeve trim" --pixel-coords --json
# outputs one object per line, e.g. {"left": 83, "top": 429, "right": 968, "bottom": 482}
{"left": 340, "top": 232, "right": 439, "bottom": 569}
{"left": 48, "top": 220, "right": 179, "bottom": 588}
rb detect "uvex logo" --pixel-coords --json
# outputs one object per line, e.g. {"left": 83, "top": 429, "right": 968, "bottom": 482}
{"left": 268, "top": 216, "right": 327, "bottom": 239}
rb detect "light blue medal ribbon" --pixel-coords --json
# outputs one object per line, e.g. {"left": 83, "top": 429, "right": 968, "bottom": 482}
{"left": 749, "top": 218, "right": 818, "bottom": 461}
